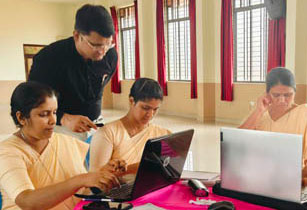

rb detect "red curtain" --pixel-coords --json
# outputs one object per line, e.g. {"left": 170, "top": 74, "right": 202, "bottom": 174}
{"left": 221, "top": 0, "right": 233, "bottom": 101}
{"left": 189, "top": 0, "right": 197, "bottom": 99}
{"left": 267, "top": 18, "right": 286, "bottom": 72}
{"left": 134, "top": 0, "right": 141, "bottom": 79}
{"left": 156, "top": 0, "right": 167, "bottom": 96}
{"left": 110, "top": 6, "right": 121, "bottom": 93}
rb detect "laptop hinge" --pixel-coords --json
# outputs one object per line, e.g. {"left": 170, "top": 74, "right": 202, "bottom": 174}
{"left": 220, "top": 131, "right": 223, "bottom": 142}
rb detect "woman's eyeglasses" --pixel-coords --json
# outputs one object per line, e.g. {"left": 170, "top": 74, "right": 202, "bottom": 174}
{"left": 270, "top": 92, "right": 294, "bottom": 99}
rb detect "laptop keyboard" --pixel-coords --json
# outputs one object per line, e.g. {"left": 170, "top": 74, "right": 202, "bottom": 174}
{"left": 107, "top": 182, "right": 134, "bottom": 199}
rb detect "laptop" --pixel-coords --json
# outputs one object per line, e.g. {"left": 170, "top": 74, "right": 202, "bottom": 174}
{"left": 76, "top": 129, "right": 194, "bottom": 202}
{"left": 217, "top": 127, "right": 306, "bottom": 207}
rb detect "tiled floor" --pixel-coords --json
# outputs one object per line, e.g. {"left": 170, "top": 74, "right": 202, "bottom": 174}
{"left": 0, "top": 105, "right": 237, "bottom": 173}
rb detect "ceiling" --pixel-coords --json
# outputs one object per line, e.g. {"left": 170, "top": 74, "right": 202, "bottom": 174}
{"left": 39, "top": 0, "right": 94, "bottom": 3}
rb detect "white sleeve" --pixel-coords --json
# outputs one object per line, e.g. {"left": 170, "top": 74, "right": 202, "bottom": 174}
{"left": 0, "top": 149, "right": 35, "bottom": 201}
{"left": 89, "top": 127, "right": 114, "bottom": 172}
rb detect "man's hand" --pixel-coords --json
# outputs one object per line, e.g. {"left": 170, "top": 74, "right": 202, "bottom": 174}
{"left": 61, "top": 113, "right": 97, "bottom": 133}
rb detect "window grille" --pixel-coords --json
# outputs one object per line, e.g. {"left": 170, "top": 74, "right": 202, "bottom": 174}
{"left": 119, "top": 6, "right": 136, "bottom": 80}
{"left": 183, "top": 151, "right": 194, "bottom": 171}
{"left": 165, "top": 0, "right": 191, "bottom": 81}
{"left": 233, "top": 0, "right": 269, "bottom": 82}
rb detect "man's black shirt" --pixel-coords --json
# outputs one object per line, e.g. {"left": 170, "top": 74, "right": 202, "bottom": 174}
{"left": 29, "top": 37, "right": 118, "bottom": 125}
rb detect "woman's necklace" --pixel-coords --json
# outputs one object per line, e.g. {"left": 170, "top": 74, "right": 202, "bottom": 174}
{"left": 121, "top": 117, "right": 149, "bottom": 138}
{"left": 268, "top": 105, "right": 296, "bottom": 131}
{"left": 19, "top": 129, "right": 72, "bottom": 210}
{"left": 20, "top": 130, "right": 47, "bottom": 154}
{"left": 269, "top": 104, "right": 297, "bottom": 121}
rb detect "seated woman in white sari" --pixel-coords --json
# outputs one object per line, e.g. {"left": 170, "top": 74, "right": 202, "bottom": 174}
{"left": 90, "top": 78, "right": 171, "bottom": 175}
{"left": 0, "top": 81, "right": 126, "bottom": 210}
{"left": 239, "top": 67, "right": 307, "bottom": 185}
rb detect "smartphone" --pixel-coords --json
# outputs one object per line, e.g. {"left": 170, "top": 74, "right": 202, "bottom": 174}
{"left": 83, "top": 201, "right": 133, "bottom": 210}
{"left": 95, "top": 123, "right": 104, "bottom": 127}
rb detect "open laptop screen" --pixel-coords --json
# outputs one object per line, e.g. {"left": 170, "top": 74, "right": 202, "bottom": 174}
{"left": 74, "top": 129, "right": 194, "bottom": 201}
{"left": 220, "top": 127, "right": 303, "bottom": 203}
{"left": 132, "top": 129, "right": 194, "bottom": 199}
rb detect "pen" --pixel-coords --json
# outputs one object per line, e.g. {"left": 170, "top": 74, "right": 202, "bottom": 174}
{"left": 82, "top": 198, "right": 113, "bottom": 202}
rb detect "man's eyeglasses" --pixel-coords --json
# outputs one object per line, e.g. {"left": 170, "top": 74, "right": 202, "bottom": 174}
{"left": 81, "top": 35, "right": 115, "bottom": 51}
{"left": 270, "top": 92, "right": 294, "bottom": 99}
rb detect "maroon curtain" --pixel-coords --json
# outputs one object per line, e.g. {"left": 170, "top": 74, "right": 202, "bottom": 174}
{"left": 134, "top": 0, "right": 141, "bottom": 79}
{"left": 221, "top": 0, "right": 233, "bottom": 101}
{"left": 156, "top": 0, "right": 167, "bottom": 96}
{"left": 267, "top": 18, "right": 286, "bottom": 72}
{"left": 110, "top": 6, "right": 121, "bottom": 93}
{"left": 189, "top": 0, "right": 197, "bottom": 99}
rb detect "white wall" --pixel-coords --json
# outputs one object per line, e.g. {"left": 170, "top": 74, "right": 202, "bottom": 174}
{"left": 0, "top": 0, "right": 75, "bottom": 80}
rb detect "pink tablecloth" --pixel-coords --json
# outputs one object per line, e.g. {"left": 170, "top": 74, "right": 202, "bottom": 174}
{"left": 74, "top": 181, "right": 274, "bottom": 210}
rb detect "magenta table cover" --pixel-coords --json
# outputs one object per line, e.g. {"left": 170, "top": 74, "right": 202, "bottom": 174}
{"left": 74, "top": 181, "right": 275, "bottom": 210}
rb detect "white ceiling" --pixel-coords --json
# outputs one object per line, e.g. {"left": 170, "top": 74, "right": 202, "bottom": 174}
{"left": 39, "top": 0, "right": 92, "bottom": 3}
{"left": 38, "top": 0, "right": 113, "bottom": 6}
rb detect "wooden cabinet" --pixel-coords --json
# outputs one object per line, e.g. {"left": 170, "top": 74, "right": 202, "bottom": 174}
{"left": 23, "top": 44, "right": 46, "bottom": 80}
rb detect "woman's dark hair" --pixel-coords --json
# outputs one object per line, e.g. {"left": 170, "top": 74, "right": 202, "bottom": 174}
{"left": 266, "top": 67, "right": 296, "bottom": 93}
{"left": 10, "top": 81, "right": 57, "bottom": 127}
{"left": 75, "top": 4, "right": 114, "bottom": 37}
{"left": 129, "top": 78, "right": 163, "bottom": 103}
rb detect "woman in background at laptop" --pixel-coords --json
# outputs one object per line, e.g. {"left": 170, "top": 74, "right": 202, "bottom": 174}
{"left": 239, "top": 67, "right": 307, "bottom": 185}
{"left": 0, "top": 81, "right": 126, "bottom": 210}
{"left": 90, "top": 78, "right": 171, "bottom": 175}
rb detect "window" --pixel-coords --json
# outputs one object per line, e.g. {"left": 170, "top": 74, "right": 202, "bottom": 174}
{"left": 165, "top": 0, "right": 191, "bottom": 81}
{"left": 119, "top": 6, "right": 136, "bottom": 80}
{"left": 183, "top": 151, "right": 193, "bottom": 171}
{"left": 233, "top": 0, "right": 269, "bottom": 82}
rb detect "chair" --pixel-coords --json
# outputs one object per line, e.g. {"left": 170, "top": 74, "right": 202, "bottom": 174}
{"left": 84, "top": 135, "right": 92, "bottom": 170}
{"left": 84, "top": 123, "right": 104, "bottom": 170}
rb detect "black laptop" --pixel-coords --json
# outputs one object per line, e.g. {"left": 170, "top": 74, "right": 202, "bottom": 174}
{"left": 75, "top": 129, "right": 194, "bottom": 202}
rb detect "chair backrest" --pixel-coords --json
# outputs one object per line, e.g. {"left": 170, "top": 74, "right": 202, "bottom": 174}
{"left": 84, "top": 136, "right": 92, "bottom": 170}
{"left": 84, "top": 123, "right": 104, "bottom": 170}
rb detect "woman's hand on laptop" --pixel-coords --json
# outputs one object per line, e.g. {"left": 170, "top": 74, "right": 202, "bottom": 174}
{"left": 125, "top": 162, "right": 140, "bottom": 175}
{"left": 302, "top": 163, "right": 307, "bottom": 186}
{"left": 80, "top": 170, "right": 120, "bottom": 192}
{"left": 106, "top": 159, "right": 127, "bottom": 175}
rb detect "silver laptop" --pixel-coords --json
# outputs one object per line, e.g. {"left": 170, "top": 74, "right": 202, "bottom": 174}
{"left": 220, "top": 127, "right": 305, "bottom": 203}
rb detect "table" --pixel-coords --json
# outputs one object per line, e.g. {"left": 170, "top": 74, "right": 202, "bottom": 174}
{"left": 74, "top": 181, "right": 274, "bottom": 210}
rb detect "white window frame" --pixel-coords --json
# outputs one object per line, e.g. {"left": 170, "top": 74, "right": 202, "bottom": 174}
{"left": 119, "top": 6, "right": 136, "bottom": 80}
{"left": 164, "top": 0, "right": 191, "bottom": 81}
{"left": 233, "top": 0, "right": 269, "bottom": 83}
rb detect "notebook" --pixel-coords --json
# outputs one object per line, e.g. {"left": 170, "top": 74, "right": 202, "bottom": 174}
{"left": 214, "top": 127, "right": 307, "bottom": 209}
{"left": 76, "top": 129, "right": 194, "bottom": 202}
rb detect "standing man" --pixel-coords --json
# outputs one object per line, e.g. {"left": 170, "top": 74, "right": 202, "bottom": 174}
{"left": 29, "top": 4, "right": 117, "bottom": 139}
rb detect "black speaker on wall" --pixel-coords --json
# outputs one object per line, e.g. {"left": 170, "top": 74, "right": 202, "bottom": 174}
{"left": 264, "top": 0, "right": 286, "bottom": 19}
